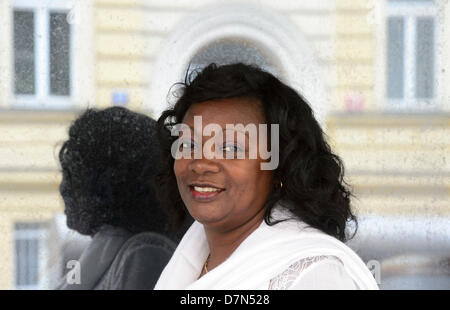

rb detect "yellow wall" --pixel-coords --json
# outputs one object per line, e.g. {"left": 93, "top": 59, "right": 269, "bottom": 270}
{"left": 335, "top": 0, "right": 375, "bottom": 112}
{"left": 327, "top": 114, "right": 450, "bottom": 217}
{"left": 0, "top": 112, "right": 76, "bottom": 289}
{"left": 95, "top": 0, "right": 157, "bottom": 112}
{"left": 332, "top": 0, "right": 449, "bottom": 217}
{"left": 0, "top": 0, "right": 13, "bottom": 109}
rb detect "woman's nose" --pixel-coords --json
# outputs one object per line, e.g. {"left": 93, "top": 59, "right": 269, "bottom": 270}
{"left": 189, "top": 158, "right": 221, "bottom": 175}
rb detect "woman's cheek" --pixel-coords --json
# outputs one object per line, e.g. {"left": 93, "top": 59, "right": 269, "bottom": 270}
{"left": 173, "top": 159, "right": 185, "bottom": 178}
{"left": 173, "top": 160, "right": 188, "bottom": 192}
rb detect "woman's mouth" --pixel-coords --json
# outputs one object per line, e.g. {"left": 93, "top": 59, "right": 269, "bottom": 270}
{"left": 189, "top": 184, "right": 225, "bottom": 201}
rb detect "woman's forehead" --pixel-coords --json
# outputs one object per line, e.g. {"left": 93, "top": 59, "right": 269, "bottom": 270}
{"left": 182, "top": 98, "right": 265, "bottom": 126}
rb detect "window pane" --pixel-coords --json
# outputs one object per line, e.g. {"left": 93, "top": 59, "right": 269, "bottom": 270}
{"left": 24, "top": 239, "right": 31, "bottom": 285}
{"left": 29, "top": 239, "right": 39, "bottom": 285}
{"left": 15, "top": 239, "right": 24, "bottom": 286}
{"left": 15, "top": 238, "right": 39, "bottom": 287}
{"left": 415, "top": 18, "right": 434, "bottom": 99}
{"left": 14, "top": 11, "right": 35, "bottom": 95}
{"left": 387, "top": 17, "right": 405, "bottom": 99}
{"left": 15, "top": 222, "right": 46, "bottom": 289}
{"left": 50, "top": 12, "right": 71, "bottom": 96}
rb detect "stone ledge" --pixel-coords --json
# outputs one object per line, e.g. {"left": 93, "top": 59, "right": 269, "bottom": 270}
{"left": 0, "top": 110, "right": 80, "bottom": 124}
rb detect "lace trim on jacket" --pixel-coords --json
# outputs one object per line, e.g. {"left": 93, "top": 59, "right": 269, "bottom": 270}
{"left": 268, "top": 255, "right": 343, "bottom": 290}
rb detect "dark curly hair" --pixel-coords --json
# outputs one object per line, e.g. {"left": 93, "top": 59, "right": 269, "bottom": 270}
{"left": 157, "top": 63, "right": 357, "bottom": 242}
{"left": 59, "top": 106, "right": 173, "bottom": 237}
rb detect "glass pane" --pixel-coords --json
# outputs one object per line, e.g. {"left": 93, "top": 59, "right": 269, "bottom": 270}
{"left": 24, "top": 239, "right": 31, "bottom": 285}
{"left": 29, "top": 239, "right": 39, "bottom": 285}
{"left": 15, "top": 239, "right": 23, "bottom": 286}
{"left": 387, "top": 17, "right": 405, "bottom": 99}
{"left": 15, "top": 239, "right": 40, "bottom": 287}
{"left": 50, "top": 12, "right": 71, "bottom": 96}
{"left": 14, "top": 11, "right": 35, "bottom": 95}
{"left": 14, "top": 223, "right": 46, "bottom": 288}
{"left": 415, "top": 18, "right": 434, "bottom": 99}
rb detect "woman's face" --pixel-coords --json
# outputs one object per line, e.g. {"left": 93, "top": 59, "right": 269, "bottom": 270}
{"left": 173, "top": 98, "right": 274, "bottom": 231}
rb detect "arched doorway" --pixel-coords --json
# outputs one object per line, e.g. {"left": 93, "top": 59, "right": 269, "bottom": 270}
{"left": 148, "top": 3, "right": 328, "bottom": 125}
{"left": 188, "top": 39, "right": 278, "bottom": 76}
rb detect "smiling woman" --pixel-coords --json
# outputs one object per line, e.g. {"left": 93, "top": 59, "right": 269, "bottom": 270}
{"left": 174, "top": 98, "right": 273, "bottom": 233}
{"left": 155, "top": 63, "right": 378, "bottom": 290}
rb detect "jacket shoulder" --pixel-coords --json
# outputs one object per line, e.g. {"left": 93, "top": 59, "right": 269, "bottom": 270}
{"left": 120, "top": 231, "right": 177, "bottom": 253}
{"left": 102, "top": 232, "right": 177, "bottom": 289}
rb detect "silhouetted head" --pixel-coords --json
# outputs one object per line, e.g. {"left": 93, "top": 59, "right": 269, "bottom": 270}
{"left": 59, "top": 106, "right": 169, "bottom": 236}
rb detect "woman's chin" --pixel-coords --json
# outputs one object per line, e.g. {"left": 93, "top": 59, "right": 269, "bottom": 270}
{"left": 186, "top": 205, "right": 229, "bottom": 225}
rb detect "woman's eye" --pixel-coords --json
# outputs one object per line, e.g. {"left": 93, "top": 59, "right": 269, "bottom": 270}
{"left": 223, "top": 146, "right": 234, "bottom": 152}
{"left": 222, "top": 144, "right": 241, "bottom": 153}
{"left": 179, "top": 141, "right": 196, "bottom": 152}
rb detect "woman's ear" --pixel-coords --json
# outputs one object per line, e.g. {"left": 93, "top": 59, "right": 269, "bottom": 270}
{"left": 272, "top": 176, "right": 282, "bottom": 190}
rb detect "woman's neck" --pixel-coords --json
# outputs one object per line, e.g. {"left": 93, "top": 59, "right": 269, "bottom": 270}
{"left": 202, "top": 207, "right": 265, "bottom": 272}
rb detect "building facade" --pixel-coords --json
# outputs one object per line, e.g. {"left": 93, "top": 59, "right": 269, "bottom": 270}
{"left": 0, "top": 0, "right": 448, "bottom": 289}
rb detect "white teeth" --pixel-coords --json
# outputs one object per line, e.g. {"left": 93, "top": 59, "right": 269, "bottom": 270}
{"left": 193, "top": 186, "right": 220, "bottom": 192}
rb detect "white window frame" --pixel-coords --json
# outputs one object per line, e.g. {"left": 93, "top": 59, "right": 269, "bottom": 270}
{"left": 13, "top": 0, "right": 76, "bottom": 109}
{"left": 383, "top": 0, "right": 441, "bottom": 112}
{"left": 14, "top": 223, "right": 49, "bottom": 290}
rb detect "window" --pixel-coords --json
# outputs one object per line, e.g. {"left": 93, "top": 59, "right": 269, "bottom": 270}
{"left": 386, "top": 0, "right": 438, "bottom": 110}
{"left": 14, "top": 222, "right": 49, "bottom": 290}
{"left": 13, "top": 0, "right": 73, "bottom": 109}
